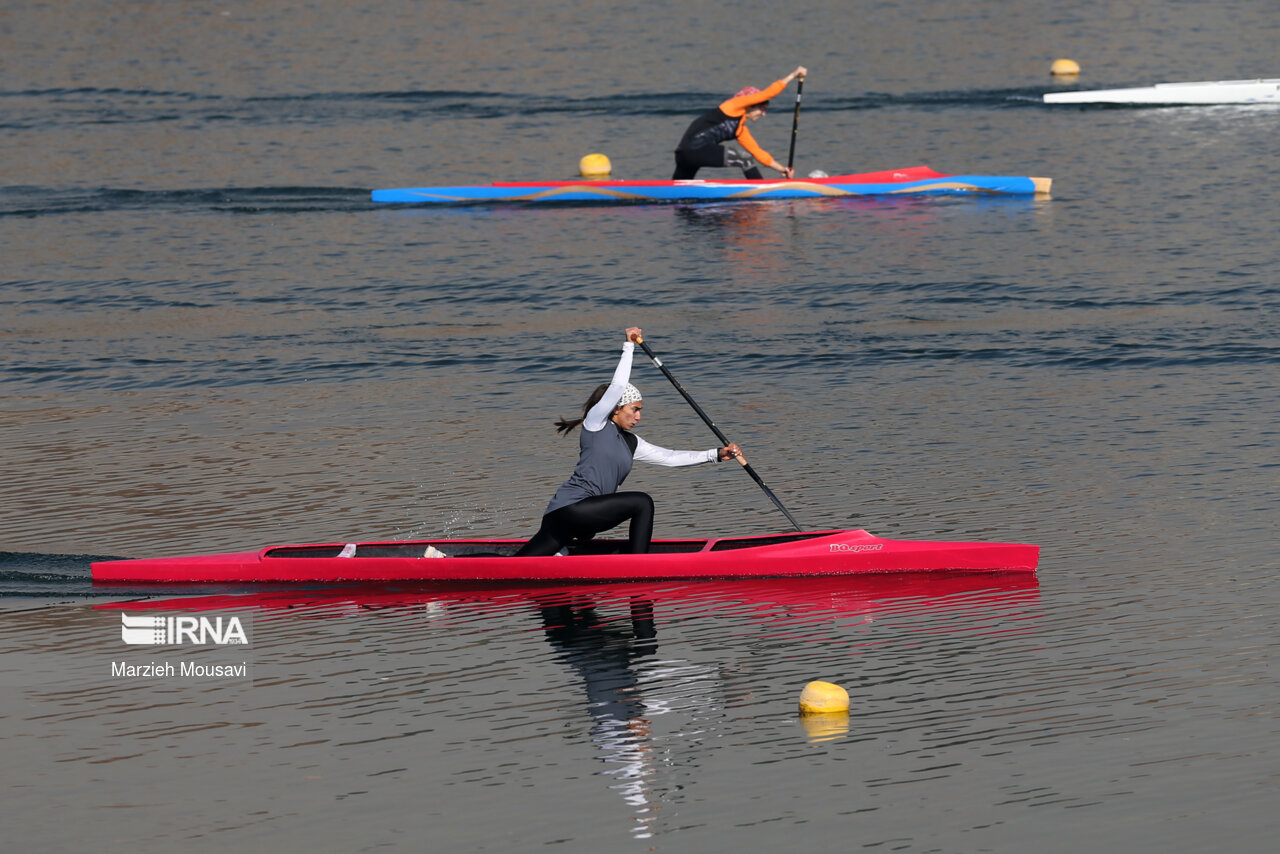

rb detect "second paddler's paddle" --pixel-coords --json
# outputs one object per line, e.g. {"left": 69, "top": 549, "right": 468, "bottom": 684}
{"left": 635, "top": 336, "right": 803, "bottom": 532}
{"left": 786, "top": 74, "right": 805, "bottom": 174}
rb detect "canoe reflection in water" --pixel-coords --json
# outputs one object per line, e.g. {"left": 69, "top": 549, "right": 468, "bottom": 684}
{"left": 97, "top": 573, "right": 1040, "bottom": 840}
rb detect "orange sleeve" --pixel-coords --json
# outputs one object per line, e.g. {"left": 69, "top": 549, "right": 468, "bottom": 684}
{"left": 718, "top": 77, "right": 788, "bottom": 167}
{"left": 734, "top": 123, "right": 772, "bottom": 165}
{"left": 718, "top": 78, "right": 788, "bottom": 117}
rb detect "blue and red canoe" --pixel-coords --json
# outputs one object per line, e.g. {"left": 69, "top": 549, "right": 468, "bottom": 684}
{"left": 371, "top": 165, "right": 1052, "bottom": 205}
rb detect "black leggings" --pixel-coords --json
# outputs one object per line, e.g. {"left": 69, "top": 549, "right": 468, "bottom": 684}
{"left": 515, "top": 492, "right": 655, "bottom": 557}
{"left": 672, "top": 146, "right": 764, "bottom": 180}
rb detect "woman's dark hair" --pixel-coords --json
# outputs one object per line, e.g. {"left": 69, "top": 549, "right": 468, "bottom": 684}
{"left": 555, "top": 383, "right": 611, "bottom": 434}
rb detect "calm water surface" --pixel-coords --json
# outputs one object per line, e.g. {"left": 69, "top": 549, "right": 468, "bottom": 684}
{"left": 2, "top": 0, "right": 1278, "bottom": 851}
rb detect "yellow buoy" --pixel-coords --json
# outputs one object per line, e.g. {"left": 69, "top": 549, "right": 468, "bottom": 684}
{"left": 579, "top": 153, "right": 612, "bottom": 177}
{"left": 798, "top": 680, "right": 850, "bottom": 714}
{"left": 1050, "top": 58, "right": 1081, "bottom": 77}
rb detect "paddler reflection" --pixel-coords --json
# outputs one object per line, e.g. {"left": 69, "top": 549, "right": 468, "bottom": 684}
{"left": 538, "top": 594, "right": 724, "bottom": 840}
{"left": 673, "top": 201, "right": 793, "bottom": 281}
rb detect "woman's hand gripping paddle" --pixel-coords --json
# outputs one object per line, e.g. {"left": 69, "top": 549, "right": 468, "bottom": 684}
{"left": 635, "top": 336, "right": 803, "bottom": 532}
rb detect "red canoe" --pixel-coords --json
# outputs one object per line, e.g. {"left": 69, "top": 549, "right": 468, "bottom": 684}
{"left": 90, "top": 529, "right": 1039, "bottom": 584}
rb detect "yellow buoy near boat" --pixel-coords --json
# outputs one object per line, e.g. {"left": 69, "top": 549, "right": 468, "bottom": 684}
{"left": 579, "top": 153, "right": 612, "bottom": 177}
{"left": 799, "top": 680, "right": 850, "bottom": 714}
{"left": 1050, "top": 58, "right": 1081, "bottom": 76}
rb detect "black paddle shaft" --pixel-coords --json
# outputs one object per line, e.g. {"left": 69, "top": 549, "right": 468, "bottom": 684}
{"left": 786, "top": 76, "right": 804, "bottom": 172}
{"left": 636, "top": 339, "right": 804, "bottom": 532}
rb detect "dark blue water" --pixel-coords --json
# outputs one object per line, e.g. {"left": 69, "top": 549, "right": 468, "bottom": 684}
{"left": 2, "top": 0, "right": 1278, "bottom": 850}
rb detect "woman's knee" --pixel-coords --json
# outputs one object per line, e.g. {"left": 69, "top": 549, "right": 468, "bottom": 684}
{"left": 618, "top": 491, "right": 654, "bottom": 512}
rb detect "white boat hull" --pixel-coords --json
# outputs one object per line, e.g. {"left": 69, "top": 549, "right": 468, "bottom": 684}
{"left": 1045, "top": 78, "right": 1280, "bottom": 105}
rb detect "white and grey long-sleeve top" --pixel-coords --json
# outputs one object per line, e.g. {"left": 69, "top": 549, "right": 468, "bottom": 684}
{"left": 544, "top": 341, "right": 719, "bottom": 515}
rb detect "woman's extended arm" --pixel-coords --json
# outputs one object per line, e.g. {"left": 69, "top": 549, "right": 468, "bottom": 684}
{"left": 632, "top": 436, "right": 716, "bottom": 466}
{"left": 582, "top": 327, "right": 642, "bottom": 432}
{"left": 633, "top": 437, "right": 743, "bottom": 466}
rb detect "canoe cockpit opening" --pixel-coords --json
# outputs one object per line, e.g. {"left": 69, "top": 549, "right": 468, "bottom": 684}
{"left": 708, "top": 532, "right": 830, "bottom": 551}
{"left": 562, "top": 540, "right": 707, "bottom": 556}
{"left": 261, "top": 534, "right": 832, "bottom": 560}
{"left": 263, "top": 539, "right": 713, "bottom": 559}
{"left": 265, "top": 545, "right": 352, "bottom": 558}
{"left": 264, "top": 543, "right": 521, "bottom": 559}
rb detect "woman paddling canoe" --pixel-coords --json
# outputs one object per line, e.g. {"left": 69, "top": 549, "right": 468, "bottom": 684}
{"left": 516, "top": 327, "right": 742, "bottom": 557}
{"left": 672, "top": 65, "right": 807, "bottom": 181}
